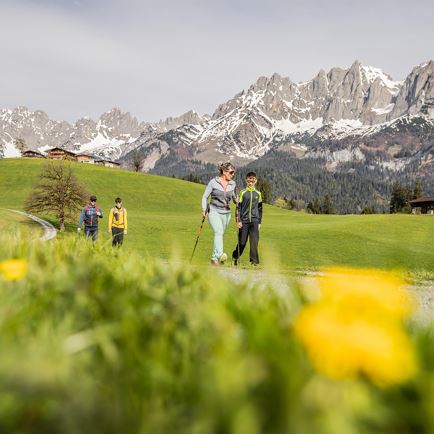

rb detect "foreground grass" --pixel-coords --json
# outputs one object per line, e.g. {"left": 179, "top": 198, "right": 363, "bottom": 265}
{"left": 0, "top": 233, "right": 434, "bottom": 434}
{"left": 1, "top": 158, "right": 434, "bottom": 272}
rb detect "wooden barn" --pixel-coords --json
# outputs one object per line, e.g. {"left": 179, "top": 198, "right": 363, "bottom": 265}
{"left": 410, "top": 196, "right": 434, "bottom": 215}
{"left": 47, "top": 147, "right": 77, "bottom": 161}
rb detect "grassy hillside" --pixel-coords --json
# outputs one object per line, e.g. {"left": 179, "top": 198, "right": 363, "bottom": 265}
{"left": 1, "top": 158, "right": 434, "bottom": 272}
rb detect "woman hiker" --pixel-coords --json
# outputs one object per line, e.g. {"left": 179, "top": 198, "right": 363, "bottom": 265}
{"left": 201, "top": 162, "right": 237, "bottom": 265}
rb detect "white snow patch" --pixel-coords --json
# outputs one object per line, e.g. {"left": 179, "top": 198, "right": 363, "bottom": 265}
{"left": 38, "top": 145, "right": 52, "bottom": 154}
{"left": 331, "top": 119, "right": 364, "bottom": 130}
{"left": 371, "top": 104, "right": 394, "bottom": 115}
{"left": 380, "top": 160, "right": 407, "bottom": 171}
{"left": 361, "top": 65, "right": 402, "bottom": 95}
{"left": 78, "top": 132, "right": 134, "bottom": 154}
{"left": 274, "top": 117, "right": 323, "bottom": 135}
{"left": 2, "top": 142, "right": 21, "bottom": 158}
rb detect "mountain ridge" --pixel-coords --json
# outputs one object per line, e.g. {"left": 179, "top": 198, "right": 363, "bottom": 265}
{"left": 1, "top": 60, "right": 433, "bottom": 178}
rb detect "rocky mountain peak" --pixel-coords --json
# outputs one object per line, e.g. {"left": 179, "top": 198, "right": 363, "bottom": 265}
{"left": 156, "top": 110, "right": 207, "bottom": 131}
{"left": 389, "top": 60, "right": 434, "bottom": 120}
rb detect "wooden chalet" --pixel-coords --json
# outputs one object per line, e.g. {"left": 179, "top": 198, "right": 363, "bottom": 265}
{"left": 21, "top": 150, "right": 46, "bottom": 159}
{"left": 410, "top": 196, "right": 434, "bottom": 215}
{"left": 75, "top": 153, "right": 96, "bottom": 164}
{"left": 47, "top": 147, "right": 77, "bottom": 161}
{"left": 95, "top": 159, "right": 120, "bottom": 169}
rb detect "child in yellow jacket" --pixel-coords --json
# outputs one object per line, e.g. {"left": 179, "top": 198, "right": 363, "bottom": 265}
{"left": 108, "top": 197, "right": 128, "bottom": 247}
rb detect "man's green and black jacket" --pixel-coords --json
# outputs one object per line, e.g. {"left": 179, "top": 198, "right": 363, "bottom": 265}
{"left": 237, "top": 187, "right": 263, "bottom": 223}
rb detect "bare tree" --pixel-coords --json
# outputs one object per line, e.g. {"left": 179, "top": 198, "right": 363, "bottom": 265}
{"left": 132, "top": 149, "right": 143, "bottom": 172}
{"left": 25, "top": 162, "right": 88, "bottom": 231}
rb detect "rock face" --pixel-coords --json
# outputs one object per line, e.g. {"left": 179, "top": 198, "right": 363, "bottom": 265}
{"left": 389, "top": 60, "right": 434, "bottom": 119}
{"left": 1, "top": 60, "right": 433, "bottom": 176}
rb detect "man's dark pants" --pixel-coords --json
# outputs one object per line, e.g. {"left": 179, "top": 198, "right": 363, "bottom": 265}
{"left": 232, "top": 221, "right": 260, "bottom": 264}
{"left": 84, "top": 226, "right": 98, "bottom": 241}
{"left": 111, "top": 227, "right": 124, "bottom": 247}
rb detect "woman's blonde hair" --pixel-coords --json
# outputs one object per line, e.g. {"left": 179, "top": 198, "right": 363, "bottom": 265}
{"left": 218, "top": 161, "right": 235, "bottom": 175}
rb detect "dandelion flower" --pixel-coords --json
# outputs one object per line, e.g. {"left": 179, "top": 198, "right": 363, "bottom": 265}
{"left": 294, "top": 303, "right": 417, "bottom": 386}
{"left": 0, "top": 259, "right": 27, "bottom": 281}
{"left": 294, "top": 267, "right": 417, "bottom": 387}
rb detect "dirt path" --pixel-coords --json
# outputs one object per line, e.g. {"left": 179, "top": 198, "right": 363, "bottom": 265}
{"left": 219, "top": 267, "right": 433, "bottom": 325}
{"left": 7, "top": 209, "right": 57, "bottom": 241}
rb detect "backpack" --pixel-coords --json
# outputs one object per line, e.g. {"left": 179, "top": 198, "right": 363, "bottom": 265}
{"left": 112, "top": 206, "right": 124, "bottom": 222}
{"left": 84, "top": 203, "right": 100, "bottom": 226}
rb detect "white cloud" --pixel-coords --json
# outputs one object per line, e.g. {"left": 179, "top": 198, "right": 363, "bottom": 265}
{"left": 0, "top": 0, "right": 433, "bottom": 122}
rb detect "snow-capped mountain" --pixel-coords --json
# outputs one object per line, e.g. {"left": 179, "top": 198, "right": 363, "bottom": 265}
{"left": 125, "top": 60, "right": 433, "bottom": 172}
{"left": 1, "top": 60, "right": 433, "bottom": 175}
{"left": 0, "top": 107, "right": 146, "bottom": 160}
{"left": 0, "top": 107, "right": 208, "bottom": 161}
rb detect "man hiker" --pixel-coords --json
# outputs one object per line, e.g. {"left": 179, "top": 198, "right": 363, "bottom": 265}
{"left": 232, "top": 172, "right": 263, "bottom": 266}
{"left": 108, "top": 197, "right": 128, "bottom": 247}
{"left": 77, "top": 195, "right": 103, "bottom": 241}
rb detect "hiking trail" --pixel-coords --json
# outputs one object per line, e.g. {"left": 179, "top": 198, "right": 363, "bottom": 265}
{"left": 8, "top": 209, "right": 57, "bottom": 242}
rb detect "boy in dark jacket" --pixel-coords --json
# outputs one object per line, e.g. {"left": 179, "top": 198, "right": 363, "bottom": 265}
{"left": 232, "top": 172, "right": 263, "bottom": 265}
{"left": 77, "top": 195, "right": 103, "bottom": 241}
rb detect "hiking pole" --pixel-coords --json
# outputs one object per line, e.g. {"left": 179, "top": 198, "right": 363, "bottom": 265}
{"left": 190, "top": 206, "right": 209, "bottom": 264}
{"left": 235, "top": 187, "right": 241, "bottom": 267}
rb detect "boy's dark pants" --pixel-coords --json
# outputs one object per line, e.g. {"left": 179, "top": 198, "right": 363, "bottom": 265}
{"left": 84, "top": 226, "right": 98, "bottom": 241}
{"left": 232, "top": 221, "right": 260, "bottom": 264}
{"left": 112, "top": 227, "right": 124, "bottom": 247}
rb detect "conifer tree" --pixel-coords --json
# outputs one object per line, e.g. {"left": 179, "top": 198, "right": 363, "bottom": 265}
{"left": 413, "top": 180, "right": 423, "bottom": 199}
{"left": 322, "top": 195, "right": 335, "bottom": 214}
{"left": 256, "top": 176, "right": 271, "bottom": 204}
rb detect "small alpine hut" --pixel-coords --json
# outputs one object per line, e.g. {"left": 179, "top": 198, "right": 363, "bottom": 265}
{"left": 47, "top": 147, "right": 77, "bottom": 161}
{"left": 21, "top": 150, "right": 46, "bottom": 159}
{"left": 76, "top": 153, "right": 96, "bottom": 164}
{"left": 410, "top": 196, "right": 434, "bottom": 215}
{"left": 95, "top": 159, "right": 121, "bottom": 169}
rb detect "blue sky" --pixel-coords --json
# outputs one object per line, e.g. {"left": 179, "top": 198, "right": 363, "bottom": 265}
{"left": 1, "top": 0, "right": 433, "bottom": 122}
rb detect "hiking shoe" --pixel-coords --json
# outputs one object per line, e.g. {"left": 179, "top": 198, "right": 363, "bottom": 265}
{"left": 232, "top": 257, "right": 238, "bottom": 266}
{"left": 210, "top": 259, "right": 219, "bottom": 266}
{"left": 218, "top": 253, "right": 228, "bottom": 264}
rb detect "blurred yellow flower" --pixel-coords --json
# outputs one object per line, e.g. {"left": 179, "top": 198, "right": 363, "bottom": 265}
{"left": 0, "top": 259, "right": 27, "bottom": 281}
{"left": 294, "top": 267, "right": 417, "bottom": 387}
{"left": 319, "top": 267, "right": 414, "bottom": 320}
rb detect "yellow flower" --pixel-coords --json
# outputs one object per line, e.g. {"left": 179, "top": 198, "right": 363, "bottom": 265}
{"left": 294, "top": 304, "right": 417, "bottom": 386}
{"left": 318, "top": 267, "right": 414, "bottom": 320}
{"left": 294, "top": 267, "right": 417, "bottom": 387}
{"left": 0, "top": 259, "right": 27, "bottom": 281}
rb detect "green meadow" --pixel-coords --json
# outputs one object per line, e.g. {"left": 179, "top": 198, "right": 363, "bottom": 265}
{"left": 1, "top": 158, "right": 433, "bottom": 273}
